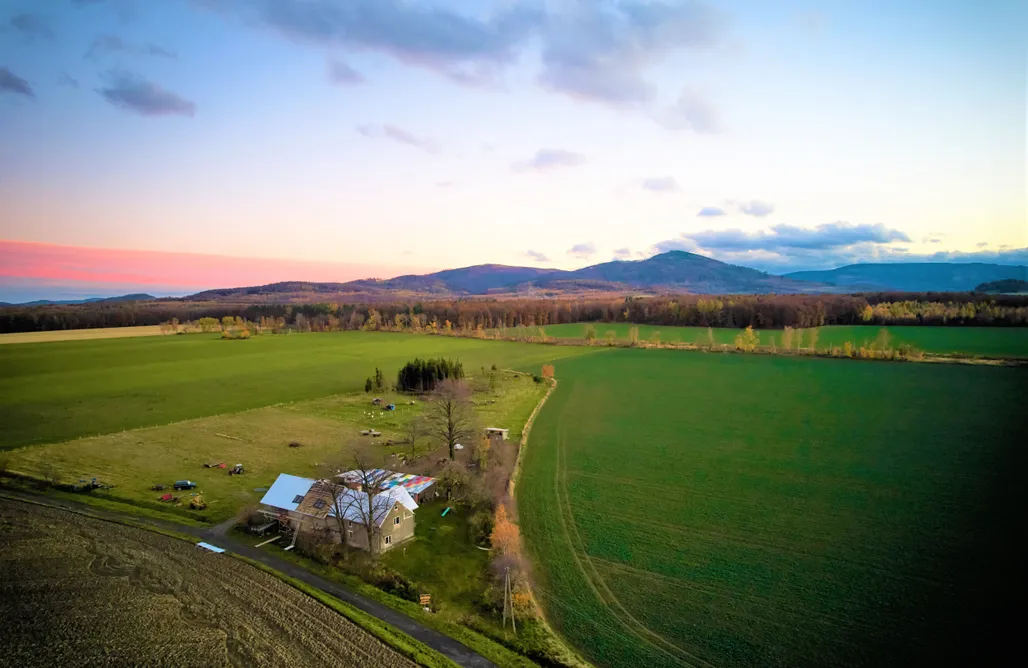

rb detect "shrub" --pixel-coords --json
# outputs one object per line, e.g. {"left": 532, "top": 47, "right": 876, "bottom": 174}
{"left": 468, "top": 508, "right": 495, "bottom": 546}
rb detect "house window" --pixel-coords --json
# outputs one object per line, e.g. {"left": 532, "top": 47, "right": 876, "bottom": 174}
{"left": 347, "top": 529, "right": 353, "bottom": 538}
{"left": 292, "top": 495, "right": 304, "bottom": 504}
{"left": 394, "top": 516, "right": 401, "bottom": 526}
{"left": 385, "top": 535, "right": 392, "bottom": 545}
{"left": 313, "top": 499, "right": 326, "bottom": 510}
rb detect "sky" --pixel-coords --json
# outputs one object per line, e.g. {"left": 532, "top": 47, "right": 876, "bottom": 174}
{"left": 0, "top": 0, "right": 1025, "bottom": 301}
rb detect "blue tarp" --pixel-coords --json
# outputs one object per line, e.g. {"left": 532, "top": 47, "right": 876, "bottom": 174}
{"left": 197, "top": 542, "right": 226, "bottom": 554}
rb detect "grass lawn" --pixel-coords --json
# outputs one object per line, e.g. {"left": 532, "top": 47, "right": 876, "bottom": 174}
{"left": 383, "top": 500, "right": 492, "bottom": 612}
{"left": 519, "top": 349, "right": 1026, "bottom": 668}
{"left": 0, "top": 330, "right": 598, "bottom": 449}
{"left": 4, "top": 371, "right": 549, "bottom": 525}
{"left": 522, "top": 322, "right": 1028, "bottom": 358}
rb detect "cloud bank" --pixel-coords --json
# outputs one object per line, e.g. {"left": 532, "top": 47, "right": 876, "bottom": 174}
{"left": 86, "top": 34, "right": 177, "bottom": 60}
{"left": 8, "top": 13, "right": 54, "bottom": 41}
{"left": 356, "top": 124, "right": 438, "bottom": 153}
{"left": 515, "top": 149, "right": 586, "bottom": 172}
{"left": 738, "top": 200, "right": 774, "bottom": 217}
{"left": 97, "top": 71, "right": 196, "bottom": 117}
{"left": 203, "top": 0, "right": 726, "bottom": 120}
{"left": 567, "top": 242, "right": 597, "bottom": 259}
{"left": 525, "top": 250, "right": 550, "bottom": 263}
{"left": 327, "top": 59, "right": 365, "bottom": 85}
{"left": 0, "top": 67, "right": 34, "bottom": 98}
{"left": 641, "top": 176, "right": 680, "bottom": 193}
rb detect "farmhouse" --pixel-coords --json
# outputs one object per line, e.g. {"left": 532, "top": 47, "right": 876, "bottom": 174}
{"left": 259, "top": 472, "right": 421, "bottom": 552}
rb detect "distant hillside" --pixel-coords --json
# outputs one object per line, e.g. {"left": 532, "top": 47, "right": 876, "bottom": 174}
{"left": 351, "top": 264, "right": 564, "bottom": 294}
{"left": 1, "top": 293, "right": 156, "bottom": 307}
{"left": 975, "top": 278, "right": 1028, "bottom": 294}
{"left": 784, "top": 263, "right": 1027, "bottom": 292}
{"left": 529, "top": 251, "right": 815, "bottom": 294}
{"left": 185, "top": 252, "right": 821, "bottom": 301}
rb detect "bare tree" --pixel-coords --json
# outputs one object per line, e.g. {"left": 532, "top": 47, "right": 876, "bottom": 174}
{"left": 325, "top": 444, "right": 390, "bottom": 556}
{"left": 425, "top": 378, "right": 477, "bottom": 460}
{"left": 404, "top": 415, "right": 427, "bottom": 459}
{"left": 39, "top": 460, "right": 62, "bottom": 487}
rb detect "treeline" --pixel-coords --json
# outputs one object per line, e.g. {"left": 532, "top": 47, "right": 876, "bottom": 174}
{"left": 396, "top": 358, "right": 465, "bottom": 393}
{"left": 2, "top": 292, "right": 1027, "bottom": 334}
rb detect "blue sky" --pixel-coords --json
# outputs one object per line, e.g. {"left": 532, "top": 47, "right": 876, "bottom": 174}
{"left": 0, "top": 0, "right": 1025, "bottom": 299}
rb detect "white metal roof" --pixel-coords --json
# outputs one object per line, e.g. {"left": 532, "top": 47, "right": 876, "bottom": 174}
{"left": 261, "top": 472, "right": 417, "bottom": 527}
{"left": 260, "top": 473, "right": 315, "bottom": 512}
{"left": 334, "top": 485, "right": 418, "bottom": 527}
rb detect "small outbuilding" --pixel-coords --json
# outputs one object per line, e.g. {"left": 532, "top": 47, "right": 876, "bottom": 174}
{"left": 485, "top": 427, "right": 510, "bottom": 441}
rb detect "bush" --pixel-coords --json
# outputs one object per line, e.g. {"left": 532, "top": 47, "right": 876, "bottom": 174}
{"left": 468, "top": 509, "right": 495, "bottom": 546}
{"left": 366, "top": 563, "right": 421, "bottom": 602}
{"left": 532, "top": 375, "right": 543, "bottom": 383}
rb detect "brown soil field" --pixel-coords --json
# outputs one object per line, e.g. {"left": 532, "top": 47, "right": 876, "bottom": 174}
{"left": 0, "top": 326, "right": 174, "bottom": 344}
{"left": 0, "top": 498, "right": 418, "bottom": 667}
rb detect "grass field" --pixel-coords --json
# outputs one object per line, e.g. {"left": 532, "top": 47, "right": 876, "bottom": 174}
{"left": 518, "top": 349, "right": 1025, "bottom": 667}
{"left": 526, "top": 323, "right": 1028, "bottom": 358}
{"left": 0, "top": 497, "right": 420, "bottom": 667}
{"left": 2, "top": 359, "right": 553, "bottom": 524}
{"left": 0, "top": 331, "right": 597, "bottom": 449}
{"left": 0, "top": 325, "right": 172, "bottom": 344}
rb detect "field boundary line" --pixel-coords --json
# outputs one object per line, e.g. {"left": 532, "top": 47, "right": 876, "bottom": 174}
{"left": 508, "top": 376, "right": 558, "bottom": 499}
{"left": 504, "top": 376, "right": 592, "bottom": 668}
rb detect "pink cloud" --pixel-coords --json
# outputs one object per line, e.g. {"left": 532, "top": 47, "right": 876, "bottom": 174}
{"left": 0, "top": 240, "right": 435, "bottom": 291}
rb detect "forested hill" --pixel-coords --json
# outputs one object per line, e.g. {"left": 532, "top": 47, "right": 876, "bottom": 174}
{"left": 784, "top": 263, "right": 1027, "bottom": 292}
{"left": 188, "top": 251, "right": 821, "bottom": 300}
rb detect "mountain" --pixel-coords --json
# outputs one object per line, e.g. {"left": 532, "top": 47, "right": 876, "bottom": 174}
{"left": 186, "top": 252, "right": 822, "bottom": 301}
{"left": 351, "top": 265, "right": 564, "bottom": 294}
{"left": 975, "top": 278, "right": 1028, "bottom": 294}
{"left": 783, "top": 263, "right": 1028, "bottom": 292}
{"left": 528, "top": 251, "right": 813, "bottom": 294}
{"left": 1, "top": 293, "right": 156, "bottom": 307}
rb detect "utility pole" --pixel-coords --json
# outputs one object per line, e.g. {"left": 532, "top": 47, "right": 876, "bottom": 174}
{"left": 502, "top": 566, "right": 516, "bottom": 634}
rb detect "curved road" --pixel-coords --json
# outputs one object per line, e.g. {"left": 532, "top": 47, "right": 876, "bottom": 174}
{"left": 0, "top": 491, "right": 495, "bottom": 668}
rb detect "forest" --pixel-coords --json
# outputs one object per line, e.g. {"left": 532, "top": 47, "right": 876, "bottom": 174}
{"left": 1, "top": 292, "right": 1027, "bottom": 334}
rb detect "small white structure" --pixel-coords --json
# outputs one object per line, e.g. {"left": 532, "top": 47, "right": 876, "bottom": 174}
{"left": 485, "top": 427, "right": 510, "bottom": 441}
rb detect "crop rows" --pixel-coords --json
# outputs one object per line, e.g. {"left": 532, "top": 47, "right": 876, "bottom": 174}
{"left": 519, "top": 349, "right": 1025, "bottom": 667}
{"left": 0, "top": 498, "right": 417, "bottom": 667}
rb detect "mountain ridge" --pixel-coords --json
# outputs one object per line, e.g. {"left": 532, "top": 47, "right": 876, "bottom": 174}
{"left": 784, "top": 262, "right": 1027, "bottom": 292}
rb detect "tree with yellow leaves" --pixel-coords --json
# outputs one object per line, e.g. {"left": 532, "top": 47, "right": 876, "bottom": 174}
{"left": 490, "top": 503, "right": 521, "bottom": 557}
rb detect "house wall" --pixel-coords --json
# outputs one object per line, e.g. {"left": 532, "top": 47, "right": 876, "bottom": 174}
{"left": 262, "top": 502, "right": 415, "bottom": 553}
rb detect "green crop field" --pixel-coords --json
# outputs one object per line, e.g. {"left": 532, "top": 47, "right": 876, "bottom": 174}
{"left": 0, "top": 331, "right": 597, "bottom": 450}
{"left": 526, "top": 322, "right": 1028, "bottom": 358}
{"left": 519, "top": 349, "right": 1025, "bottom": 667}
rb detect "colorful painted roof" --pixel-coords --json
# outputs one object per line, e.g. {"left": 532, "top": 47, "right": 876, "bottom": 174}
{"left": 338, "top": 469, "right": 437, "bottom": 496}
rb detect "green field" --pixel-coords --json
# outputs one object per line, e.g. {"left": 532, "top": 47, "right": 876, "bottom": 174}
{"left": 0, "top": 332, "right": 596, "bottom": 524}
{"left": 519, "top": 349, "right": 1025, "bottom": 667}
{"left": 527, "top": 323, "right": 1028, "bottom": 358}
{"left": 0, "top": 331, "right": 597, "bottom": 450}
